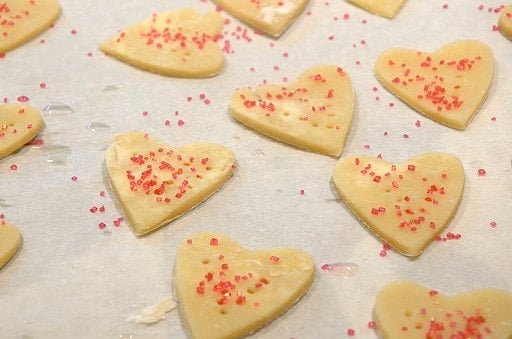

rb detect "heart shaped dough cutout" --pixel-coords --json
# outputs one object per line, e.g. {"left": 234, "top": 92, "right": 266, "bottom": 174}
{"left": 174, "top": 232, "right": 315, "bottom": 339}
{"left": 0, "top": 220, "right": 22, "bottom": 269}
{"left": 212, "top": 0, "right": 309, "bottom": 37}
{"left": 0, "top": 0, "right": 61, "bottom": 54}
{"left": 346, "top": 0, "right": 407, "bottom": 18}
{"left": 499, "top": 4, "right": 512, "bottom": 40}
{"left": 374, "top": 40, "right": 494, "bottom": 130}
{"left": 105, "top": 133, "right": 236, "bottom": 235}
{"left": 229, "top": 65, "right": 354, "bottom": 156}
{"left": 332, "top": 153, "right": 464, "bottom": 256}
{"left": 0, "top": 104, "right": 44, "bottom": 160}
{"left": 375, "top": 280, "right": 512, "bottom": 338}
{"left": 99, "top": 8, "right": 224, "bottom": 78}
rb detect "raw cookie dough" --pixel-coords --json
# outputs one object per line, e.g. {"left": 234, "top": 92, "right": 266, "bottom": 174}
{"left": 212, "top": 0, "right": 309, "bottom": 37}
{"left": 499, "top": 4, "right": 512, "bottom": 40}
{"left": 346, "top": 0, "right": 407, "bottom": 18}
{"left": 374, "top": 40, "right": 494, "bottom": 130}
{"left": 104, "top": 133, "right": 236, "bottom": 235}
{"left": 332, "top": 153, "right": 464, "bottom": 257}
{"left": 99, "top": 8, "right": 224, "bottom": 78}
{"left": 0, "top": 220, "right": 22, "bottom": 269}
{"left": 0, "top": 0, "right": 61, "bottom": 54}
{"left": 0, "top": 104, "right": 44, "bottom": 160}
{"left": 229, "top": 65, "right": 354, "bottom": 156}
{"left": 375, "top": 280, "right": 512, "bottom": 338}
{"left": 174, "top": 232, "right": 315, "bottom": 339}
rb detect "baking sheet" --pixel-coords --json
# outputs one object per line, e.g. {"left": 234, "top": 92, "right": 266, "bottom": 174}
{"left": 1, "top": 0, "right": 511, "bottom": 338}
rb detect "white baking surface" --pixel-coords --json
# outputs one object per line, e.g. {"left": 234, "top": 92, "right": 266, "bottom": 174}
{"left": 1, "top": 0, "right": 511, "bottom": 338}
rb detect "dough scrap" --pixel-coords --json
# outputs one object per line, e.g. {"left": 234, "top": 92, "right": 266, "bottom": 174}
{"left": 375, "top": 280, "right": 512, "bottom": 338}
{"left": 332, "top": 153, "right": 464, "bottom": 257}
{"left": 499, "top": 4, "right": 512, "bottom": 40}
{"left": 0, "top": 220, "right": 22, "bottom": 269}
{"left": 374, "top": 40, "right": 494, "bottom": 130}
{"left": 346, "top": 0, "right": 407, "bottom": 18}
{"left": 174, "top": 232, "right": 315, "bottom": 339}
{"left": 0, "top": 0, "right": 61, "bottom": 54}
{"left": 99, "top": 8, "right": 224, "bottom": 78}
{"left": 0, "top": 104, "right": 44, "bottom": 160}
{"left": 229, "top": 65, "right": 354, "bottom": 156}
{"left": 212, "top": 0, "right": 309, "bottom": 37}
{"left": 104, "top": 133, "right": 236, "bottom": 235}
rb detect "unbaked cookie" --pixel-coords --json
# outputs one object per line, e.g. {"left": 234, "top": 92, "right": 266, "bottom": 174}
{"left": 0, "top": 0, "right": 61, "bottom": 54}
{"left": 99, "top": 8, "right": 224, "bottom": 78}
{"left": 104, "top": 133, "right": 236, "bottom": 235}
{"left": 212, "top": 0, "right": 309, "bottom": 37}
{"left": 0, "top": 220, "right": 22, "bottom": 269}
{"left": 174, "top": 232, "right": 315, "bottom": 339}
{"left": 332, "top": 153, "right": 464, "bottom": 257}
{"left": 375, "top": 280, "right": 512, "bottom": 338}
{"left": 0, "top": 104, "right": 44, "bottom": 160}
{"left": 229, "top": 65, "right": 354, "bottom": 156}
{"left": 346, "top": 0, "right": 407, "bottom": 18}
{"left": 499, "top": 4, "right": 512, "bottom": 40}
{"left": 374, "top": 40, "right": 494, "bottom": 130}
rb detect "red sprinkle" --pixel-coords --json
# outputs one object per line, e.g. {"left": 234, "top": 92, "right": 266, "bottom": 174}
{"left": 477, "top": 168, "right": 486, "bottom": 176}
{"left": 210, "top": 238, "right": 219, "bottom": 246}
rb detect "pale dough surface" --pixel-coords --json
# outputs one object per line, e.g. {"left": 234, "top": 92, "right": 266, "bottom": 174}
{"left": 0, "top": 221, "right": 22, "bottom": 269}
{"left": 332, "top": 153, "right": 464, "bottom": 257}
{"left": 346, "top": 0, "right": 407, "bottom": 18}
{"left": 374, "top": 40, "right": 494, "bottom": 130}
{"left": 174, "top": 232, "right": 315, "bottom": 339}
{"left": 0, "top": 104, "right": 44, "bottom": 160}
{"left": 499, "top": 4, "right": 512, "bottom": 40}
{"left": 375, "top": 280, "right": 512, "bottom": 338}
{"left": 0, "top": 0, "right": 61, "bottom": 53}
{"left": 212, "top": 0, "right": 309, "bottom": 37}
{"left": 105, "top": 133, "right": 236, "bottom": 235}
{"left": 229, "top": 65, "right": 354, "bottom": 156}
{"left": 99, "top": 8, "right": 224, "bottom": 78}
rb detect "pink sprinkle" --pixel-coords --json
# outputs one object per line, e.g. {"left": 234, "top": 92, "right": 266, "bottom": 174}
{"left": 89, "top": 206, "right": 98, "bottom": 213}
{"left": 17, "top": 96, "right": 29, "bottom": 102}
{"left": 40, "top": 83, "right": 47, "bottom": 89}
{"left": 379, "top": 249, "right": 387, "bottom": 257}
{"left": 10, "top": 164, "right": 17, "bottom": 170}
{"left": 98, "top": 222, "right": 106, "bottom": 229}
{"left": 442, "top": 3, "right": 449, "bottom": 9}
{"left": 429, "top": 290, "right": 439, "bottom": 296}
{"left": 99, "top": 205, "right": 105, "bottom": 213}
{"left": 415, "top": 120, "right": 421, "bottom": 127}
{"left": 177, "top": 119, "right": 185, "bottom": 126}
{"left": 363, "top": 144, "right": 370, "bottom": 149}
{"left": 368, "top": 321, "right": 376, "bottom": 329}
{"left": 142, "top": 111, "right": 149, "bottom": 116}
{"left": 403, "top": 133, "right": 409, "bottom": 139}
{"left": 300, "top": 189, "right": 305, "bottom": 195}
{"left": 87, "top": 52, "right": 93, "bottom": 57}
{"left": 71, "top": 29, "right": 77, "bottom": 35}
{"left": 477, "top": 168, "right": 486, "bottom": 176}
{"left": 71, "top": 176, "right": 78, "bottom": 182}
{"left": 210, "top": 238, "right": 219, "bottom": 246}
{"left": 347, "top": 329, "right": 356, "bottom": 336}
{"left": 491, "top": 116, "right": 496, "bottom": 121}
{"left": 164, "top": 120, "right": 171, "bottom": 126}
{"left": 99, "top": 190, "right": 106, "bottom": 197}
{"left": 490, "top": 221, "right": 497, "bottom": 228}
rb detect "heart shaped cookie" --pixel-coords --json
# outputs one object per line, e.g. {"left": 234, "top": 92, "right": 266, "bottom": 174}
{"left": 0, "top": 220, "right": 22, "bottom": 269}
{"left": 99, "top": 8, "right": 224, "bottom": 78}
{"left": 332, "top": 153, "right": 464, "bottom": 256}
{"left": 0, "top": 104, "right": 44, "bottom": 159}
{"left": 212, "top": 0, "right": 309, "bottom": 37}
{"left": 174, "top": 232, "right": 315, "bottom": 339}
{"left": 104, "top": 133, "right": 236, "bottom": 235}
{"left": 229, "top": 65, "right": 354, "bottom": 156}
{"left": 374, "top": 40, "right": 494, "bottom": 130}
{"left": 346, "top": 0, "right": 407, "bottom": 18}
{"left": 375, "top": 280, "right": 512, "bottom": 338}
{"left": 0, "top": 0, "right": 61, "bottom": 54}
{"left": 499, "top": 4, "right": 512, "bottom": 40}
